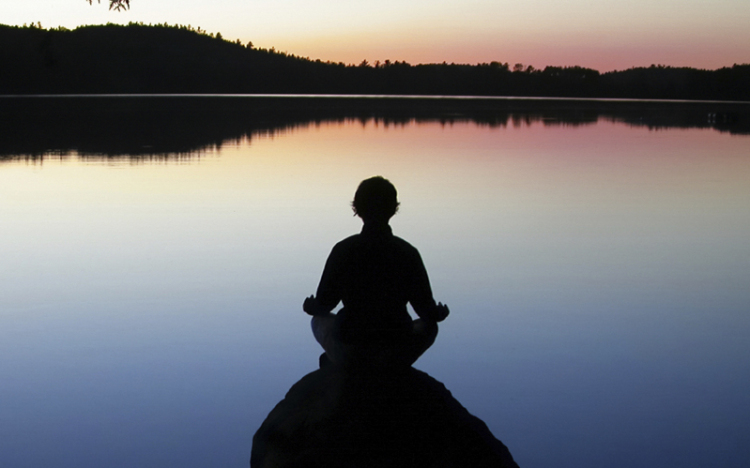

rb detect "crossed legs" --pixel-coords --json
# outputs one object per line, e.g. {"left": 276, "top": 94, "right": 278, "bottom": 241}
{"left": 311, "top": 313, "right": 438, "bottom": 368}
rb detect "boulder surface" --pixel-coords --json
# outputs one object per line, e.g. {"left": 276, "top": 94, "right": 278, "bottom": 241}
{"left": 251, "top": 365, "right": 519, "bottom": 467}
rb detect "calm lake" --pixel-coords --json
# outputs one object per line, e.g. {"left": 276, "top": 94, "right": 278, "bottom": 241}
{"left": 1, "top": 96, "right": 749, "bottom": 468}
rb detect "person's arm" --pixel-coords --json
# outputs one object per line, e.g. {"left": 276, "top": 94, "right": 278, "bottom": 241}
{"left": 408, "top": 248, "right": 449, "bottom": 322}
{"left": 303, "top": 244, "right": 343, "bottom": 316}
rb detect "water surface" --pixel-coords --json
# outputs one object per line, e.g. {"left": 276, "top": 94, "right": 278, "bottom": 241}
{"left": 1, "top": 98, "right": 749, "bottom": 468}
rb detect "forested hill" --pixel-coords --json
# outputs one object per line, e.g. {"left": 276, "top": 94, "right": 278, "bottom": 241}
{"left": 1, "top": 23, "right": 749, "bottom": 100}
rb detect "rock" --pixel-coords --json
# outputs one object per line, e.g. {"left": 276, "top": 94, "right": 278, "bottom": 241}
{"left": 251, "top": 365, "right": 519, "bottom": 468}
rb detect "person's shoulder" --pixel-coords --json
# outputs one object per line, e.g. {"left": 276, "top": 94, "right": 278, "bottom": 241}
{"left": 391, "top": 235, "right": 420, "bottom": 254}
{"left": 332, "top": 233, "right": 362, "bottom": 250}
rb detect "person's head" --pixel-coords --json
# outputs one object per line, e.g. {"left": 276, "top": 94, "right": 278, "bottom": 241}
{"left": 352, "top": 176, "right": 400, "bottom": 223}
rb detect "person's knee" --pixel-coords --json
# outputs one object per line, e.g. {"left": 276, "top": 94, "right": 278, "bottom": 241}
{"left": 311, "top": 315, "right": 322, "bottom": 338}
{"left": 412, "top": 319, "right": 438, "bottom": 354}
{"left": 311, "top": 314, "right": 336, "bottom": 345}
{"left": 414, "top": 318, "right": 438, "bottom": 340}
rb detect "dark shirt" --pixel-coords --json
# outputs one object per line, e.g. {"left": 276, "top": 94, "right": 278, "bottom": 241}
{"left": 315, "top": 223, "right": 438, "bottom": 343}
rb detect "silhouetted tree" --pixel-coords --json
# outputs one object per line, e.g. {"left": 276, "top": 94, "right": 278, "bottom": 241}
{"left": 87, "top": 0, "right": 129, "bottom": 11}
{"left": 1, "top": 23, "right": 748, "bottom": 99}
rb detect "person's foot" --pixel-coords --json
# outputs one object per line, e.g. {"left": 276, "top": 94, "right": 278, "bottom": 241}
{"left": 319, "top": 352, "right": 332, "bottom": 369}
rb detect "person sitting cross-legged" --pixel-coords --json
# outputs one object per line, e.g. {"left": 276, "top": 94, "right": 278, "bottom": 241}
{"left": 304, "top": 176, "right": 449, "bottom": 369}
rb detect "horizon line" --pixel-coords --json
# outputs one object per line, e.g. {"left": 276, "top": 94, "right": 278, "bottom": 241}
{"left": 2, "top": 22, "right": 748, "bottom": 74}
{"left": 2, "top": 93, "right": 750, "bottom": 105}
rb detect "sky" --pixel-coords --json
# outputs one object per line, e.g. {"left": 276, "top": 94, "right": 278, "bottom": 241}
{"left": 2, "top": 0, "right": 749, "bottom": 71}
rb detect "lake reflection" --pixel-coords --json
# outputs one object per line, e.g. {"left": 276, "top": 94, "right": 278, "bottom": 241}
{"left": 1, "top": 102, "right": 749, "bottom": 468}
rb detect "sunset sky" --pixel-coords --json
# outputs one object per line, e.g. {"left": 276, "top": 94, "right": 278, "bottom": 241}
{"left": 2, "top": 0, "right": 749, "bottom": 71}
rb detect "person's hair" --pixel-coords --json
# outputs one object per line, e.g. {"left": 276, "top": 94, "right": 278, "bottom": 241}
{"left": 351, "top": 176, "right": 400, "bottom": 221}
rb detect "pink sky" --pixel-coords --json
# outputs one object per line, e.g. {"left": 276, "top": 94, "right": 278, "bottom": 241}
{"left": 2, "top": 0, "right": 749, "bottom": 71}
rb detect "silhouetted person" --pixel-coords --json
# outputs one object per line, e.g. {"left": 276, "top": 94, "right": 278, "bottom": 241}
{"left": 304, "top": 176, "right": 449, "bottom": 368}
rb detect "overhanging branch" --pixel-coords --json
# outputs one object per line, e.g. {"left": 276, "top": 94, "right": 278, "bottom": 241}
{"left": 86, "top": 0, "right": 130, "bottom": 11}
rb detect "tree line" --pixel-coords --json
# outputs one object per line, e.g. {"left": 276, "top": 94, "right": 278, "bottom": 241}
{"left": 1, "top": 23, "right": 748, "bottom": 100}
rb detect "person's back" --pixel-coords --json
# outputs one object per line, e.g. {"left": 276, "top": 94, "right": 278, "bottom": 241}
{"left": 317, "top": 222, "right": 437, "bottom": 344}
{"left": 304, "top": 176, "right": 448, "bottom": 367}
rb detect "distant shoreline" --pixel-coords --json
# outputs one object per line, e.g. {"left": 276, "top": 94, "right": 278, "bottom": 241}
{"left": 2, "top": 94, "right": 750, "bottom": 106}
{"left": 2, "top": 24, "right": 748, "bottom": 100}
{"left": 3, "top": 95, "right": 749, "bottom": 123}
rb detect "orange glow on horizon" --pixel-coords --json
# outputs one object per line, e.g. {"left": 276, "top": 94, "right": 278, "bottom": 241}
{"left": 3, "top": 0, "right": 747, "bottom": 72}
{"left": 261, "top": 27, "right": 749, "bottom": 72}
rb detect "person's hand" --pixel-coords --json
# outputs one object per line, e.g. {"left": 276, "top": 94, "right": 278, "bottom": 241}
{"left": 303, "top": 295, "right": 316, "bottom": 315}
{"left": 303, "top": 295, "right": 320, "bottom": 316}
{"left": 434, "top": 302, "right": 450, "bottom": 322}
